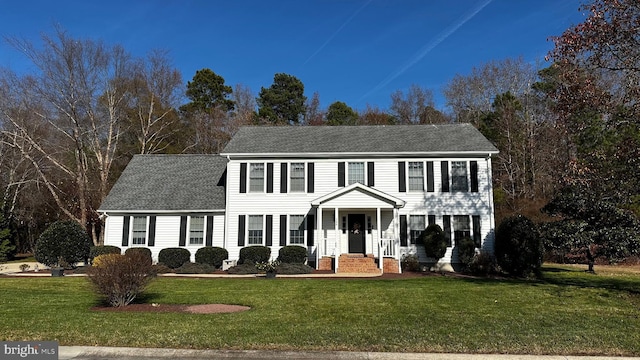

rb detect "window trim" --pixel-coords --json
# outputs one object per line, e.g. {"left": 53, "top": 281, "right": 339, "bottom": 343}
{"left": 450, "top": 161, "right": 469, "bottom": 192}
{"left": 247, "top": 215, "right": 264, "bottom": 245}
{"left": 188, "top": 215, "right": 205, "bottom": 246}
{"left": 408, "top": 161, "right": 425, "bottom": 191}
{"left": 289, "top": 162, "right": 306, "bottom": 193}
{"left": 453, "top": 215, "right": 471, "bottom": 247}
{"left": 347, "top": 161, "right": 366, "bottom": 185}
{"left": 409, "top": 214, "right": 426, "bottom": 245}
{"left": 248, "top": 163, "right": 265, "bottom": 193}
{"left": 288, "top": 214, "right": 306, "bottom": 245}
{"left": 131, "top": 216, "right": 148, "bottom": 245}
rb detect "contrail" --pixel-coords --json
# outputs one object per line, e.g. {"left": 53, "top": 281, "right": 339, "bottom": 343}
{"left": 360, "top": 0, "right": 493, "bottom": 102}
{"left": 303, "top": 0, "right": 373, "bottom": 65}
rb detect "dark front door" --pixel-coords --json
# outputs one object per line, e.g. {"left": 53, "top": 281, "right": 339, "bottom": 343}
{"left": 348, "top": 214, "right": 366, "bottom": 254}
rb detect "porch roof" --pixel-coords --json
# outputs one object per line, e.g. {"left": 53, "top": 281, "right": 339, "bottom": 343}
{"left": 310, "top": 183, "right": 406, "bottom": 209}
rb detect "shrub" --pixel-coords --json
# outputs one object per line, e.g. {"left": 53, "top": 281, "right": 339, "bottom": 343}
{"left": 152, "top": 263, "right": 173, "bottom": 274}
{"left": 90, "top": 245, "right": 121, "bottom": 261}
{"left": 276, "top": 262, "right": 314, "bottom": 274}
{"left": 277, "top": 245, "right": 307, "bottom": 264}
{"left": 195, "top": 247, "right": 228, "bottom": 268}
{"left": 174, "top": 262, "right": 216, "bottom": 274}
{"left": 35, "top": 221, "right": 92, "bottom": 268}
{"left": 456, "top": 236, "right": 477, "bottom": 271}
{"left": 239, "top": 246, "right": 271, "bottom": 264}
{"left": 400, "top": 254, "right": 421, "bottom": 272}
{"left": 19, "top": 264, "right": 30, "bottom": 272}
{"left": 495, "top": 215, "right": 543, "bottom": 277}
{"left": 468, "top": 251, "right": 497, "bottom": 276}
{"left": 125, "top": 247, "right": 153, "bottom": 266}
{"left": 86, "top": 251, "right": 156, "bottom": 307}
{"left": 226, "top": 263, "right": 258, "bottom": 274}
{"left": 158, "top": 247, "right": 191, "bottom": 269}
{"left": 421, "top": 224, "right": 448, "bottom": 261}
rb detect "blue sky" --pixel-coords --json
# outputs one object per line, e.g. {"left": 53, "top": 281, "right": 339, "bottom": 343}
{"left": 0, "top": 0, "right": 585, "bottom": 112}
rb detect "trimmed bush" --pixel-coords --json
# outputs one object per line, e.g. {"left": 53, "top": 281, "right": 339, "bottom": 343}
{"left": 158, "top": 247, "right": 191, "bottom": 269}
{"left": 35, "top": 221, "right": 92, "bottom": 268}
{"left": 277, "top": 245, "right": 307, "bottom": 264}
{"left": 90, "top": 245, "right": 121, "bottom": 261}
{"left": 86, "top": 251, "right": 156, "bottom": 307}
{"left": 401, "top": 254, "right": 421, "bottom": 272}
{"left": 239, "top": 246, "right": 271, "bottom": 264}
{"left": 175, "top": 262, "right": 216, "bottom": 274}
{"left": 495, "top": 215, "right": 543, "bottom": 277}
{"left": 125, "top": 247, "right": 153, "bottom": 266}
{"left": 195, "top": 247, "right": 228, "bottom": 268}
{"left": 226, "top": 263, "right": 258, "bottom": 274}
{"left": 421, "top": 224, "right": 447, "bottom": 261}
{"left": 456, "top": 236, "right": 477, "bottom": 271}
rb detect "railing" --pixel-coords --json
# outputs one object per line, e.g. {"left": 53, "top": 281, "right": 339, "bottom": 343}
{"left": 378, "top": 238, "right": 401, "bottom": 272}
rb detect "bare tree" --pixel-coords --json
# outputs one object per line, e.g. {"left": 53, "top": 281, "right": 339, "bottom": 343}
{"left": 389, "top": 84, "right": 441, "bottom": 124}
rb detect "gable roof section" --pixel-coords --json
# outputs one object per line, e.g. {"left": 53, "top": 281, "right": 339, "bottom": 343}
{"left": 99, "top": 155, "right": 227, "bottom": 212}
{"left": 311, "top": 183, "right": 406, "bottom": 209}
{"left": 221, "top": 124, "right": 498, "bottom": 157}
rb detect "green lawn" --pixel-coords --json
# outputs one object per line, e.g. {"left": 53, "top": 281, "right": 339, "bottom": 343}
{"left": 0, "top": 265, "right": 639, "bottom": 355}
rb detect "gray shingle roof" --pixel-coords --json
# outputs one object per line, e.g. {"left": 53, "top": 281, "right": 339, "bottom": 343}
{"left": 221, "top": 124, "right": 498, "bottom": 155}
{"left": 99, "top": 155, "right": 227, "bottom": 212}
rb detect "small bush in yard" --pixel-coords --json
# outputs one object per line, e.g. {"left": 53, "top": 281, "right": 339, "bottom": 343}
{"left": 495, "top": 215, "right": 543, "bottom": 277}
{"left": 87, "top": 252, "right": 156, "bottom": 307}
{"left": 89, "top": 245, "right": 121, "bottom": 261}
{"left": 158, "top": 247, "right": 191, "bottom": 269}
{"left": 226, "top": 263, "right": 258, "bottom": 274}
{"left": 468, "top": 252, "right": 497, "bottom": 276}
{"left": 456, "top": 236, "right": 477, "bottom": 272}
{"left": 421, "top": 224, "right": 447, "bottom": 262}
{"left": 195, "top": 247, "right": 228, "bottom": 268}
{"left": 276, "top": 262, "right": 314, "bottom": 274}
{"left": 239, "top": 246, "right": 270, "bottom": 264}
{"left": 401, "top": 254, "right": 421, "bottom": 272}
{"left": 278, "top": 245, "right": 307, "bottom": 264}
{"left": 35, "top": 221, "right": 92, "bottom": 268}
{"left": 124, "top": 247, "right": 153, "bottom": 266}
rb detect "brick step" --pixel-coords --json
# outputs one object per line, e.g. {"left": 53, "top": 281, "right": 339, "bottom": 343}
{"left": 337, "top": 255, "right": 381, "bottom": 273}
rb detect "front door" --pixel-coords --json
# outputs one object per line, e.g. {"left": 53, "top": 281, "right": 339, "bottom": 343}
{"left": 348, "top": 214, "right": 366, "bottom": 254}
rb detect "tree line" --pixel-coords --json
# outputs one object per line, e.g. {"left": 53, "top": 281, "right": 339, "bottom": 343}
{"left": 1, "top": 0, "right": 639, "bottom": 267}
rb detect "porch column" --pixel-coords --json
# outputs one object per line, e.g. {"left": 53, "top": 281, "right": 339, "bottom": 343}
{"left": 377, "top": 207, "right": 382, "bottom": 270}
{"left": 334, "top": 207, "right": 339, "bottom": 273}
{"left": 316, "top": 206, "right": 322, "bottom": 270}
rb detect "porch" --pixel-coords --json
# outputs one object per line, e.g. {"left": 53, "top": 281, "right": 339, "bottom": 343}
{"left": 310, "top": 183, "right": 406, "bottom": 274}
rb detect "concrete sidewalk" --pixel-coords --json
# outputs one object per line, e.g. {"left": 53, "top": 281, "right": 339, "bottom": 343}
{"left": 58, "top": 346, "right": 640, "bottom": 360}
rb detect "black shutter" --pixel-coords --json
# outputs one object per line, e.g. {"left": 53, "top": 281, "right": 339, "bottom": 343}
{"left": 400, "top": 215, "right": 408, "bottom": 246}
{"left": 307, "top": 214, "right": 314, "bottom": 246}
{"left": 179, "top": 216, "right": 187, "bottom": 246}
{"left": 266, "top": 163, "right": 274, "bottom": 193}
{"left": 280, "top": 163, "right": 288, "bottom": 193}
{"left": 238, "top": 215, "right": 246, "bottom": 247}
{"left": 148, "top": 216, "right": 156, "bottom": 247}
{"left": 470, "top": 161, "right": 479, "bottom": 192}
{"left": 441, "top": 161, "right": 450, "bottom": 192}
{"left": 279, "top": 215, "right": 287, "bottom": 246}
{"left": 121, "top": 216, "right": 130, "bottom": 246}
{"left": 472, "top": 215, "right": 481, "bottom": 248}
{"left": 307, "top": 163, "right": 314, "bottom": 193}
{"left": 428, "top": 215, "right": 436, "bottom": 226}
{"left": 398, "top": 162, "right": 406, "bottom": 192}
{"left": 265, "top": 215, "right": 273, "bottom": 246}
{"left": 205, "top": 215, "right": 214, "bottom": 246}
{"left": 367, "top": 162, "right": 375, "bottom": 187}
{"left": 240, "top": 163, "right": 247, "bottom": 193}
{"left": 443, "top": 215, "right": 452, "bottom": 246}
{"left": 427, "top": 161, "right": 434, "bottom": 192}
{"left": 338, "top": 162, "right": 345, "bottom": 187}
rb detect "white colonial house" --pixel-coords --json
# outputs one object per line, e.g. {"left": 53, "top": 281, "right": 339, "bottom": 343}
{"left": 99, "top": 124, "right": 498, "bottom": 273}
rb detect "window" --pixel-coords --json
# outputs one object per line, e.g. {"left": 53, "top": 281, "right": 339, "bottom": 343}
{"left": 290, "top": 163, "right": 305, "bottom": 192}
{"left": 248, "top": 215, "right": 263, "bottom": 244}
{"left": 409, "top": 215, "right": 425, "bottom": 245}
{"left": 132, "top": 216, "right": 147, "bottom": 245}
{"left": 249, "top": 163, "right": 264, "bottom": 192}
{"left": 451, "top": 161, "right": 468, "bottom": 192}
{"left": 453, "top": 215, "right": 471, "bottom": 246}
{"left": 189, "top": 216, "right": 205, "bottom": 245}
{"left": 408, "top": 162, "right": 424, "bottom": 191}
{"left": 348, "top": 162, "right": 365, "bottom": 185}
{"left": 289, "top": 215, "right": 305, "bottom": 244}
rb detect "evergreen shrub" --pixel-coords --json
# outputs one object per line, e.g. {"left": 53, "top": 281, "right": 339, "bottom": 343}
{"left": 277, "top": 245, "right": 307, "bottom": 264}
{"left": 239, "top": 246, "right": 271, "bottom": 264}
{"left": 35, "top": 221, "right": 92, "bottom": 268}
{"left": 195, "top": 247, "right": 228, "bottom": 268}
{"left": 158, "top": 247, "right": 191, "bottom": 269}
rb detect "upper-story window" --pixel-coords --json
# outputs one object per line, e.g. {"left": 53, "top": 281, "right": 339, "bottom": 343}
{"left": 189, "top": 216, "right": 205, "bottom": 245}
{"left": 408, "top": 162, "right": 424, "bottom": 191}
{"left": 132, "top": 216, "right": 147, "bottom": 245}
{"left": 249, "top": 163, "right": 264, "bottom": 192}
{"left": 451, "top": 161, "right": 468, "bottom": 192}
{"left": 290, "top": 163, "right": 305, "bottom": 192}
{"left": 348, "top": 162, "right": 365, "bottom": 185}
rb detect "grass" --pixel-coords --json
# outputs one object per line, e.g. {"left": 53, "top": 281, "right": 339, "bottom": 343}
{"left": 0, "top": 264, "right": 639, "bottom": 355}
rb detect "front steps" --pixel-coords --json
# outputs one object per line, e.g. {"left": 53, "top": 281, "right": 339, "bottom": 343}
{"left": 318, "top": 254, "right": 401, "bottom": 274}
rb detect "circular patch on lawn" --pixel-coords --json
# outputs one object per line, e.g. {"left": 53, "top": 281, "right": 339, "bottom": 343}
{"left": 91, "top": 303, "right": 250, "bottom": 314}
